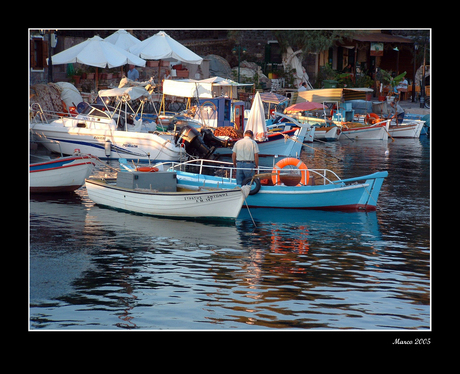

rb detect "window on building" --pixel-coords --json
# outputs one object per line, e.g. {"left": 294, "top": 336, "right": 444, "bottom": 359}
{"left": 30, "top": 37, "right": 48, "bottom": 71}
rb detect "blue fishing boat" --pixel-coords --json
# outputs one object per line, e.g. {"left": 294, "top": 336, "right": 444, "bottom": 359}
{"left": 120, "top": 158, "right": 388, "bottom": 211}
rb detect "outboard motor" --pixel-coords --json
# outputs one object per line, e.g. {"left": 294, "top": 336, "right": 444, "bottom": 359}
{"left": 201, "top": 128, "right": 231, "bottom": 148}
{"left": 176, "top": 125, "right": 215, "bottom": 159}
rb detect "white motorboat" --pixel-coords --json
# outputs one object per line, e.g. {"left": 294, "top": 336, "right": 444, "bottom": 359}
{"left": 29, "top": 87, "right": 217, "bottom": 162}
{"left": 85, "top": 169, "right": 250, "bottom": 220}
{"left": 30, "top": 103, "right": 185, "bottom": 163}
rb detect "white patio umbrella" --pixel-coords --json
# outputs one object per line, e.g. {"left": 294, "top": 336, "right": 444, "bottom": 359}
{"left": 129, "top": 31, "right": 203, "bottom": 81}
{"left": 129, "top": 31, "right": 203, "bottom": 64}
{"left": 104, "top": 29, "right": 141, "bottom": 51}
{"left": 245, "top": 91, "right": 267, "bottom": 142}
{"left": 48, "top": 35, "right": 146, "bottom": 90}
{"left": 104, "top": 30, "right": 142, "bottom": 79}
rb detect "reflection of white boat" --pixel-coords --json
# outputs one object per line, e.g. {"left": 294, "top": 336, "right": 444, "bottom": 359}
{"left": 85, "top": 170, "right": 250, "bottom": 221}
{"left": 30, "top": 154, "right": 95, "bottom": 193}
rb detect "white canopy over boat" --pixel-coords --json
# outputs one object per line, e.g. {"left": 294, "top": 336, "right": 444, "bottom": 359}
{"left": 99, "top": 86, "right": 150, "bottom": 101}
{"left": 129, "top": 31, "right": 203, "bottom": 64}
{"left": 163, "top": 76, "right": 252, "bottom": 99}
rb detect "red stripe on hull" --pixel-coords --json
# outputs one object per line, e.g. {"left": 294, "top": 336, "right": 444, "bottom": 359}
{"left": 30, "top": 161, "right": 95, "bottom": 173}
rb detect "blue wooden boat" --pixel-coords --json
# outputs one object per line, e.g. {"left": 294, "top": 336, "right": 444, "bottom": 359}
{"left": 121, "top": 158, "right": 388, "bottom": 211}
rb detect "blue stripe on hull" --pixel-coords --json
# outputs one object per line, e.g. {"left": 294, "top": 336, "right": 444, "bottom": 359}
{"left": 30, "top": 156, "right": 85, "bottom": 172}
{"left": 47, "top": 137, "right": 149, "bottom": 157}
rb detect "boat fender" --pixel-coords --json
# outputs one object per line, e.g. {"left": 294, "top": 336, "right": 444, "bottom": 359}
{"left": 136, "top": 166, "right": 159, "bottom": 172}
{"left": 104, "top": 140, "right": 111, "bottom": 157}
{"left": 242, "top": 177, "right": 261, "bottom": 195}
{"left": 272, "top": 158, "right": 309, "bottom": 186}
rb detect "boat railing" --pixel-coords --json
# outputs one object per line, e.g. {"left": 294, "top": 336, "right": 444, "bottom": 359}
{"left": 30, "top": 104, "right": 118, "bottom": 130}
{"left": 154, "top": 158, "right": 342, "bottom": 186}
{"left": 30, "top": 103, "right": 74, "bottom": 124}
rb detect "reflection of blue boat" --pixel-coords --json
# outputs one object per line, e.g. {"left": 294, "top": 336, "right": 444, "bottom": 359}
{"left": 123, "top": 158, "right": 388, "bottom": 212}
{"left": 238, "top": 208, "right": 381, "bottom": 240}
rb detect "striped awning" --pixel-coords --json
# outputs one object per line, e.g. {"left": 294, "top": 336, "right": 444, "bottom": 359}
{"left": 297, "top": 88, "right": 373, "bottom": 103}
{"left": 259, "top": 92, "right": 289, "bottom": 104}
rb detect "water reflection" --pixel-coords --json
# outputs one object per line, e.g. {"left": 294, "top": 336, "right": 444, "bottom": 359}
{"left": 30, "top": 138, "right": 430, "bottom": 330}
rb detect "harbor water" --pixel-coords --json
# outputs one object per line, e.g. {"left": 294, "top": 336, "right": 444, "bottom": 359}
{"left": 29, "top": 138, "right": 430, "bottom": 330}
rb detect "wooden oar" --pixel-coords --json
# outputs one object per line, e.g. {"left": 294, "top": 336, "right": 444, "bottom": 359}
{"left": 382, "top": 118, "right": 395, "bottom": 142}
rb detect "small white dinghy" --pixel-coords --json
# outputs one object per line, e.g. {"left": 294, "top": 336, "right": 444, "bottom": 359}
{"left": 85, "top": 168, "right": 250, "bottom": 221}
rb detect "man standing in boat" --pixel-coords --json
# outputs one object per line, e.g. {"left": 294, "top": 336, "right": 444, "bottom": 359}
{"left": 389, "top": 100, "right": 405, "bottom": 124}
{"left": 232, "top": 130, "right": 259, "bottom": 185}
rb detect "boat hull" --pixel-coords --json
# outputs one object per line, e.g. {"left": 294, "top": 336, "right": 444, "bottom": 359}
{"left": 85, "top": 178, "right": 248, "bottom": 220}
{"left": 30, "top": 155, "right": 95, "bottom": 193}
{"left": 174, "top": 170, "right": 388, "bottom": 212}
{"left": 31, "top": 121, "right": 183, "bottom": 162}
{"left": 215, "top": 126, "right": 312, "bottom": 157}
{"left": 341, "top": 120, "right": 390, "bottom": 140}
{"left": 314, "top": 126, "right": 341, "bottom": 141}
{"left": 388, "top": 120, "right": 424, "bottom": 138}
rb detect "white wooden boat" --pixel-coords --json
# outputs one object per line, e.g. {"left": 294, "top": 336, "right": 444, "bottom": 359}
{"left": 388, "top": 120, "right": 424, "bottom": 138}
{"left": 85, "top": 170, "right": 250, "bottom": 220}
{"left": 354, "top": 111, "right": 425, "bottom": 139}
{"left": 314, "top": 125, "right": 341, "bottom": 141}
{"left": 289, "top": 115, "right": 341, "bottom": 142}
{"left": 30, "top": 154, "right": 95, "bottom": 193}
{"left": 339, "top": 119, "right": 390, "bottom": 141}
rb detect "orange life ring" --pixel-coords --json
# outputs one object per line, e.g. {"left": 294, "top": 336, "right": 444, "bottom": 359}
{"left": 272, "top": 158, "right": 309, "bottom": 186}
{"left": 136, "top": 166, "right": 159, "bottom": 172}
{"left": 365, "top": 113, "right": 380, "bottom": 125}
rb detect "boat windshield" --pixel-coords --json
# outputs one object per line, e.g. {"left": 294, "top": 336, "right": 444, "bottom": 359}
{"left": 82, "top": 104, "right": 114, "bottom": 119}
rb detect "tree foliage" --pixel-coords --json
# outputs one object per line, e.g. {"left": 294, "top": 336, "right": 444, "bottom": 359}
{"left": 272, "top": 30, "right": 359, "bottom": 54}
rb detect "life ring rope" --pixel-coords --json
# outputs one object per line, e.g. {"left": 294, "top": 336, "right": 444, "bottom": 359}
{"left": 271, "top": 157, "right": 309, "bottom": 186}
